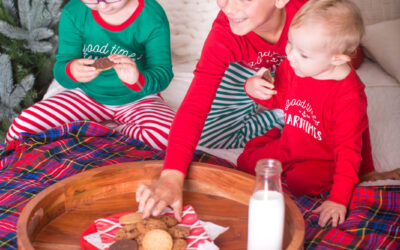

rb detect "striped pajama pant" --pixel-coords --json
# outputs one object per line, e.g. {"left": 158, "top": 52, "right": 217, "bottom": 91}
{"left": 199, "top": 62, "right": 284, "bottom": 149}
{"left": 6, "top": 89, "right": 175, "bottom": 150}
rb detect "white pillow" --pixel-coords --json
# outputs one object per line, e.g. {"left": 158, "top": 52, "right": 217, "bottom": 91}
{"left": 158, "top": 0, "right": 219, "bottom": 62}
{"left": 361, "top": 19, "right": 400, "bottom": 83}
{"left": 350, "top": 0, "right": 400, "bottom": 25}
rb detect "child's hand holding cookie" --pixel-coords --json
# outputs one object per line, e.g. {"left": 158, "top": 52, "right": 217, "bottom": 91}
{"left": 245, "top": 67, "right": 277, "bottom": 100}
{"left": 70, "top": 58, "right": 99, "bottom": 82}
{"left": 108, "top": 54, "right": 140, "bottom": 87}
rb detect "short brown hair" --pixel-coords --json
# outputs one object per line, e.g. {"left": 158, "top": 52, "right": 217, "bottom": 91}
{"left": 291, "top": 0, "right": 364, "bottom": 55}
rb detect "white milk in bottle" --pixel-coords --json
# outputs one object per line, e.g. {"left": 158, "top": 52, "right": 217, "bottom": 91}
{"left": 247, "top": 159, "right": 285, "bottom": 250}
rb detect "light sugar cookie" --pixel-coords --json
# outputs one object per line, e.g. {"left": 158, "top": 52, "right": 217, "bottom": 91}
{"left": 142, "top": 229, "right": 173, "bottom": 250}
{"left": 119, "top": 212, "right": 143, "bottom": 225}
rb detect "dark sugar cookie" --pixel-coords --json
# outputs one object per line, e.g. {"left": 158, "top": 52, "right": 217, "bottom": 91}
{"left": 92, "top": 57, "right": 115, "bottom": 71}
{"left": 262, "top": 69, "right": 274, "bottom": 84}
{"left": 109, "top": 239, "right": 138, "bottom": 250}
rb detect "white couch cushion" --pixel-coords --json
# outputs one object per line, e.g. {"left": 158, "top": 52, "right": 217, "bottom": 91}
{"left": 356, "top": 59, "right": 400, "bottom": 176}
{"left": 350, "top": 0, "right": 400, "bottom": 25}
{"left": 357, "top": 59, "right": 399, "bottom": 88}
{"left": 361, "top": 19, "right": 400, "bottom": 83}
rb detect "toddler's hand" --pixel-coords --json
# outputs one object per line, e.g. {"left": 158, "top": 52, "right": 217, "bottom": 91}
{"left": 70, "top": 58, "right": 99, "bottom": 82}
{"left": 245, "top": 67, "right": 277, "bottom": 100}
{"left": 312, "top": 200, "right": 347, "bottom": 227}
{"left": 108, "top": 54, "right": 139, "bottom": 86}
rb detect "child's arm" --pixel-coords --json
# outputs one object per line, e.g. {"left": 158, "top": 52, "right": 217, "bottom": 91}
{"left": 139, "top": 18, "right": 244, "bottom": 219}
{"left": 244, "top": 59, "right": 291, "bottom": 109}
{"left": 53, "top": 7, "right": 89, "bottom": 88}
{"left": 327, "top": 74, "right": 369, "bottom": 208}
{"left": 132, "top": 22, "right": 173, "bottom": 94}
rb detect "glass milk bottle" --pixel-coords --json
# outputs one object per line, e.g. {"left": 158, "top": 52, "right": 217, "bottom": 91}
{"left": 248, "top": 159, "right": 285, "bottom": 250}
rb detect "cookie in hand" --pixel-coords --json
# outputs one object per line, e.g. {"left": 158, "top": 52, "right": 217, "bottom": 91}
{"left": 92, "top": 57, "right": 115, "bottom": 71}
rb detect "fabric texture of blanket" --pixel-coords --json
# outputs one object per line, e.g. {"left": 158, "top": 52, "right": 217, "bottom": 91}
{"left": 0, "top": 121, "right": 234, "bottom": 249}
{"left": 0, "top": 121, "right": 399, "bottom": 249}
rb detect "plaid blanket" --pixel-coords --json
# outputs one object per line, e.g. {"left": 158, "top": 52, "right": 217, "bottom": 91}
{"left": 0, "top": 121, "right": 234, "bottom": 250}
{"left": 296, "top": 186, "right": 400, "bottom": 249}
{"left": 0, "top": 121, "right": 399, "bottom": 249}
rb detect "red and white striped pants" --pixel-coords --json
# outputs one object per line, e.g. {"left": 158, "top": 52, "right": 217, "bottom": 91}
{"left": 6, "top": 89, "right": 175, "bottom": 149}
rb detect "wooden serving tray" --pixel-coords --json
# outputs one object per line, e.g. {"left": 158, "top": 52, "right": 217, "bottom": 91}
{"left": 17, "top": 161, "right": 304, "bottom": 249}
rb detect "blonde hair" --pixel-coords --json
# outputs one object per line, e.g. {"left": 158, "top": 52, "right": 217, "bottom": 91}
{"left": 291, "top": 0, "right": 364, "bottom": 55}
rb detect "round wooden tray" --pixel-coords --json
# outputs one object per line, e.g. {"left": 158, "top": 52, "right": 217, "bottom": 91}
{"left": 17, "top": 161, "right": 304, "bottom": 249}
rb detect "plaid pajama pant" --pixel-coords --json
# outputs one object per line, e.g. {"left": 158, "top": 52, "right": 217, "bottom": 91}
{"left": 199, "top": 62, "right": 284, "bottom": 149}
{"left": 6, "top": 89, "right": 175, "bottom": 149}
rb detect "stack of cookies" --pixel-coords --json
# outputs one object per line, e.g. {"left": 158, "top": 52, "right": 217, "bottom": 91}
{"left": 109, "top": 212, "right": 191, "bottom": 250}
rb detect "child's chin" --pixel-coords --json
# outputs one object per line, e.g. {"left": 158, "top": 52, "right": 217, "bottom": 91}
{"left": 229, "top": 24, "right": 250, "bottom": 36}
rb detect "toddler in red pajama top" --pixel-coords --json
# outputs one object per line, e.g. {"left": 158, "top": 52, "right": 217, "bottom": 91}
{"left": 239, "top": 0, "right": 373, "bottom": 227}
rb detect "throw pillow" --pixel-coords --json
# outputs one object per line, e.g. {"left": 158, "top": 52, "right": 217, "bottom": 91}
{"left": 361, "top": 19, "right": 400, "bottom": 83}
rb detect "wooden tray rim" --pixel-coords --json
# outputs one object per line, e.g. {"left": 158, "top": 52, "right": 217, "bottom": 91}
{"left": 17, "top": 160, "right": 305, "bottom": 250}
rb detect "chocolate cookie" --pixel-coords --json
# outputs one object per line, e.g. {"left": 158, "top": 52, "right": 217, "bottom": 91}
{"left": 158, "top": 215, "right": 178, "bottom": 227}
{"left": 262, "top": 69, "right": 274, "bottom": 83}
{"left": 136, "top": 233, "right": 145, "bottom": 246}
{"left": 92, "top": 57, "right": 115, "bottom": 71}
{"left": 115, "top": 228, "right": 127, "bottom": 241}
{"left": 146, "top": 218, "right": 168, "bottom": 231}
{"left": 172, "top": 238, "right": 187, "bottom": 250}
{"left": 125, "top": 224, "right": 141, "bottom": 239}
{"left": 109, "top": 239, "right": 138, "bottom": 250}
{"left": 168, "top": 225, "right": 190, "bottom": 239}
{"left": 136, "top": 220, "right": 149, "bottom": 234}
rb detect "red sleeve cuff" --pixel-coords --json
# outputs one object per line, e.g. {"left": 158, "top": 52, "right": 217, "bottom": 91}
{"left": 123, "top": 72, "right": 146, "bottom": 91}
{"left": 328, "top": 184, "right": 355, "bottom": 206}
{"left": 66, "top": 60, "right": 79, "bottom": 82}
{"left": 162, "top": 146, "right": 191, "bottom": 177}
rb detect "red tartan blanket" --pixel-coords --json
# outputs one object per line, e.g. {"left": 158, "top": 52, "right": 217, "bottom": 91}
{"left": 295, "top": 186, "right": 400, "bottom": 249}
{"left": 0, "top": 121, "right": 399, "bottom": 249}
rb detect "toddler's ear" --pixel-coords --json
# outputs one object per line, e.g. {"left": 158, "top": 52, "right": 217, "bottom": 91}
{"left": 275, "top": 0, "right": 290, "bottom": 9}
{"left": 331, "top": 54, "right": 351, "bottom": 66}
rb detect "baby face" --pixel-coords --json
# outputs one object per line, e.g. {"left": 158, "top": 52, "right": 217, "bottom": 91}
{"left": 217, "top": 0, "right": 279, "bottom": 36}
{"left": 285, "top": 23, "right": 337, "bottom": 79}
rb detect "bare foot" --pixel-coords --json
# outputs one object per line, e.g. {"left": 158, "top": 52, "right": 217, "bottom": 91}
{"left": 360, "top": 168, "right": 400, "bottom": 182}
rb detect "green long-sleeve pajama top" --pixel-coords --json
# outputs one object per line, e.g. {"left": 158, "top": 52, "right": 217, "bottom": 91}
{"left": 54, "top": 0, "right": 173, "bottom": 105}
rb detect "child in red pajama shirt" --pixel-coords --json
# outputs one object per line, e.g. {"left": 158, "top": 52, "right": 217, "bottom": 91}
{"left": 238, "top": 0, "right": 372, "bottom": 227}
